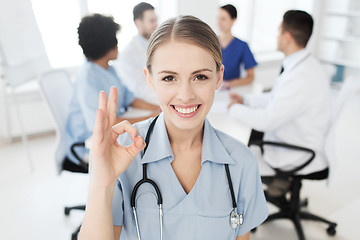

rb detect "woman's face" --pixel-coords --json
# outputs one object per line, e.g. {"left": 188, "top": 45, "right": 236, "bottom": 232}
{"left": 145, "top": 40, "right": 223, "bottom": 132}
{"left": 217, "top": 9, "right": 235, "bottom": 33}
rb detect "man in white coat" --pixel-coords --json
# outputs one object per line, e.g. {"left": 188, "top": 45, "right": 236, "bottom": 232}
{"left": 228, "top": 10, "right": 331, "bottom": 183}
{"left": 114, "top": 2, "right": 158, "bottom": 104}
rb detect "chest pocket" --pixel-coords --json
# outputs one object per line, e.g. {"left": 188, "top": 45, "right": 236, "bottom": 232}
{"left": 162, "top": 209, "right": 237, "bottom": 239}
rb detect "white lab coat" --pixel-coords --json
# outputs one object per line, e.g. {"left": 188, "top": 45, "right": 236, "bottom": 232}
{"left": 229, "top": 49, "right": 331, "bottom": 176}
{"left": 113, "top": 35, "right": 158, "bottom": 104}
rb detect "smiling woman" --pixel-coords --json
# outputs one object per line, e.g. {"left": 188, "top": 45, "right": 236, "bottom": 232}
{"left": 145, "top": 41, "right": 222, "bottom": 130}
{"left": 78, "top": 15, "right": 268, "bottom": 240}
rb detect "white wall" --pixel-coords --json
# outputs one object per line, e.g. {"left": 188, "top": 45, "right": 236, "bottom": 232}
{"left": 176, "top": 0, "right": 218, "bottom": 30}
{"left": 0, "top": 0, "right": 330, "bottom": 140}
{"left": 0, "top": 0, "right": 53, "bottom": 140}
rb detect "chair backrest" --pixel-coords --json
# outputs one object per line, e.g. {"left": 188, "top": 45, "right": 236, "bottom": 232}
{"left": 38, "top": 70, "right": 74, "bottom": 173}
{"left": 325, "top": 76, "right": 360, "bottom": 184}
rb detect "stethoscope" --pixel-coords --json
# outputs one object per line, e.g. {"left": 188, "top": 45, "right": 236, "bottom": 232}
{"left": 130, "top": 115, "right": 243, "bottom": 240}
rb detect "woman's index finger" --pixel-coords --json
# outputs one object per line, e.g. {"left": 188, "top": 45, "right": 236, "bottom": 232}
{"left": 108, "top": 87, "right": 118, "bottom": 126}
{"left": 98, "top": 91, "right": 108, "bottom": 113}
{"left": 112, "top": 120, "right": 139, "bottom": 141}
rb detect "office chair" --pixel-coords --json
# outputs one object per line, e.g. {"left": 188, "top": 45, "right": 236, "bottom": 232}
{"left": 249, "top": 76, "right": 360, "bottom": 240}
{"left": 38, "top": 70, "right": 89, "bottom": 240}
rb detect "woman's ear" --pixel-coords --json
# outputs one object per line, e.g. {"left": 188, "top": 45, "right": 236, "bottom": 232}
{"left": 144, "top": 67, "right": 154, "bottom": 91}
{"left": 216, "top": 64, "right": 225, "bottom": 90}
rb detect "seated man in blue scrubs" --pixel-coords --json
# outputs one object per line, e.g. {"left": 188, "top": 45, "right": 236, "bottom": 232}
{"left": 65, "top": 14, "right": 160, "bottom": 167}
{"left": 79, "top": 15, "right": 267, "bottom": 240}
{"left": 218, "top": 4, "right": 257, "bottom": 89}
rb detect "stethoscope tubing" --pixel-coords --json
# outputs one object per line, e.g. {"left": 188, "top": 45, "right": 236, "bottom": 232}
{"left": 130, "top": 115, "right": 240, "bottom": 240}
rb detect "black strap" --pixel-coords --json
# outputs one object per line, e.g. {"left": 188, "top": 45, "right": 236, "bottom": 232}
{"left": 142, "top": 115, "right": 159, "bottom": 157}
{"left": 142, "top": 115, "right": 160, "bottom": 180}
{"left": 131, "top": 172, "right": 163, "bottom": 207}
{"left": 131, "top": 115, "right": 162, "bottom": 208}
{"left": 225, "top": 164, "right": 237, "bottom": 209}
{"left": 70, "top": 142, "right": 89, "bottom": 171}
{"left": 279, "top": 66, "right": 284, "bottom": 75}
{"left": 249, "top": 140, "right": 316, "bottom": 177}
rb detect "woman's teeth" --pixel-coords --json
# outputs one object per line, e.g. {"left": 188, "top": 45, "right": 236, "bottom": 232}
{"left": 174, "top": 105, "right": 199, "bottom": 114}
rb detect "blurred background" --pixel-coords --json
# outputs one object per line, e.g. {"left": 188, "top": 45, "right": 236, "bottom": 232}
{"left": 0, "top": 0, "right": 359, "bottom": 239}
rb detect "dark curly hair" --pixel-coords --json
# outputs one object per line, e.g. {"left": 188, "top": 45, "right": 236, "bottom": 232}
{"left": 77, "top": 14, "right": 120, "bottom": 60}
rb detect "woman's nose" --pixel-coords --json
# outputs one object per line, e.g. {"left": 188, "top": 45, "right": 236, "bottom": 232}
{"left": 176, "top": 81, "right": 195, "bottom": 102}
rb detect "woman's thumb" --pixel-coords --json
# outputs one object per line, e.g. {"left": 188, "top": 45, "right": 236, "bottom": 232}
{"left": 126, "top": 136, "right": 146, "bottom": 159}
{"left": 134, "top": 136, "right": 146, "bottom": 150}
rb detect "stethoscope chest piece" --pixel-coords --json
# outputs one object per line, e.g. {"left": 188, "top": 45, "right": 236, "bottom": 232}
{"left": 230, "top": 208, "right": 243, "bottom": 229}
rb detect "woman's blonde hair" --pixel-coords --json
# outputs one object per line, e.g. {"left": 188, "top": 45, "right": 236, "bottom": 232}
{"left": 146, "top": 15, "right": 222, "bottom": 73}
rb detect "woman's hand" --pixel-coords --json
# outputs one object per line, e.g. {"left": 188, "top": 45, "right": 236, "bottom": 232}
{"left": 221, "top": 81, "right": 232, "bottom": 90}
{"left": 228, "top": 93, "right": 244, "bottom": 109}
{"left": 90, "top": 87, "right": 146, "bottom": 188}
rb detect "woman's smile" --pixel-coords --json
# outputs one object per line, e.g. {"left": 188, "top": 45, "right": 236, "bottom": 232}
{"left": 171, "top": 104, "right": 201, "bottom": 118}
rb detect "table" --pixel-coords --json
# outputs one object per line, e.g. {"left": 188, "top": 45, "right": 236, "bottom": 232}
{"left": 207, "top": 84, "right": 262, "bottom": 145}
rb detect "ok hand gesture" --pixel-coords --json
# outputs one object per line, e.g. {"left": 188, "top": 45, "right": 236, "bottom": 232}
{"left": 90, "top": 87, "right": 146, "bottom": 188}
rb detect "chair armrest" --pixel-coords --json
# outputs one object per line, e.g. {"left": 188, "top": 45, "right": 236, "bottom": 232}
{"left": 70, "top": 142, "right": 89, "bottom": 171}
{"left": 249, "top": 140, "right": 315, "bottom": 177}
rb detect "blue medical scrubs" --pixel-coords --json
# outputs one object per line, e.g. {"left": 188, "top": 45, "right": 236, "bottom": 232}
{"left": 65, "top": 61, "right": 135, "bottom": 163}
{"left": 222, "top": 37, "right": 257, "bottom": 81}
{"left": 112, "top": 113, "right": 268, "bottom": 239}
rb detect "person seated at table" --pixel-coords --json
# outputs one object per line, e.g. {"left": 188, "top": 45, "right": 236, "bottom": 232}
{"left": 113, "top": 2, "right": 158, "bottom": 104}
{"left": 228, "top": 10, "right": 331, "bottom": 196}
{"left": 217, "top": 4, "right": 257, "bottom": 89}
{"left": 65, "top": 14, "right": 160, "bottom": 165}
{"left": 78, "top": 15, "right": 268, "bottom": 240}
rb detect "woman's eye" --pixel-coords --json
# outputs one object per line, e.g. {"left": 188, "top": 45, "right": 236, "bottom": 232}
{"left": 162, "top": 76, "right": 175, "bottom": 82}
{"left": 195, "top": 74, "right": 208, "bottom": 81}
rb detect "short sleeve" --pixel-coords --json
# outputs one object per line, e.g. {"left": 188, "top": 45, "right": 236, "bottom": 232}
{"left": 112, "top": 179, "right": 124, "bottom": 226}
{"left": 77, "top": 76, "right": 101, "bottom": 132}
{"left": 121, "top": 84, "right": 135, "bottom": 108}
{"left": 236, "top": 155, "right": 268, "bottom": 236}
{"left": 115, "top": 77, "right": 135, "bottom": 114}
{"left": 241, "top": 43, "right": 257, "bottom": 70}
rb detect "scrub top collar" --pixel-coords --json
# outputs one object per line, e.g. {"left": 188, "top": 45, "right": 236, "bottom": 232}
{"left": 86, "top": 60, "right": 113, "bottom": 74}
{"left": 139, "top": 113, "right": 174, "bottom": 165}
{"left": 139, "top": 113, "right": 236, "bottom": 166}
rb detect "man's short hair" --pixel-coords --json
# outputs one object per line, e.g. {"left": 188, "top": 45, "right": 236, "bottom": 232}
{"left": 282, "top": 10, "right": 314, "bottom": 47}
{"left": 133, "top": 2, "right": 155, "bottom": 21}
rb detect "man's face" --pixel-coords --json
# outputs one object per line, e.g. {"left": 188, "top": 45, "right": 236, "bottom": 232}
{"left": 136, "top": 9, "right": 158, "bottom": 39}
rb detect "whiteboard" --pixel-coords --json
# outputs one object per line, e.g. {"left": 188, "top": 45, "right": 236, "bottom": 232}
{"left": 0, "top": 0, "right": 51, "bottom": 86}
